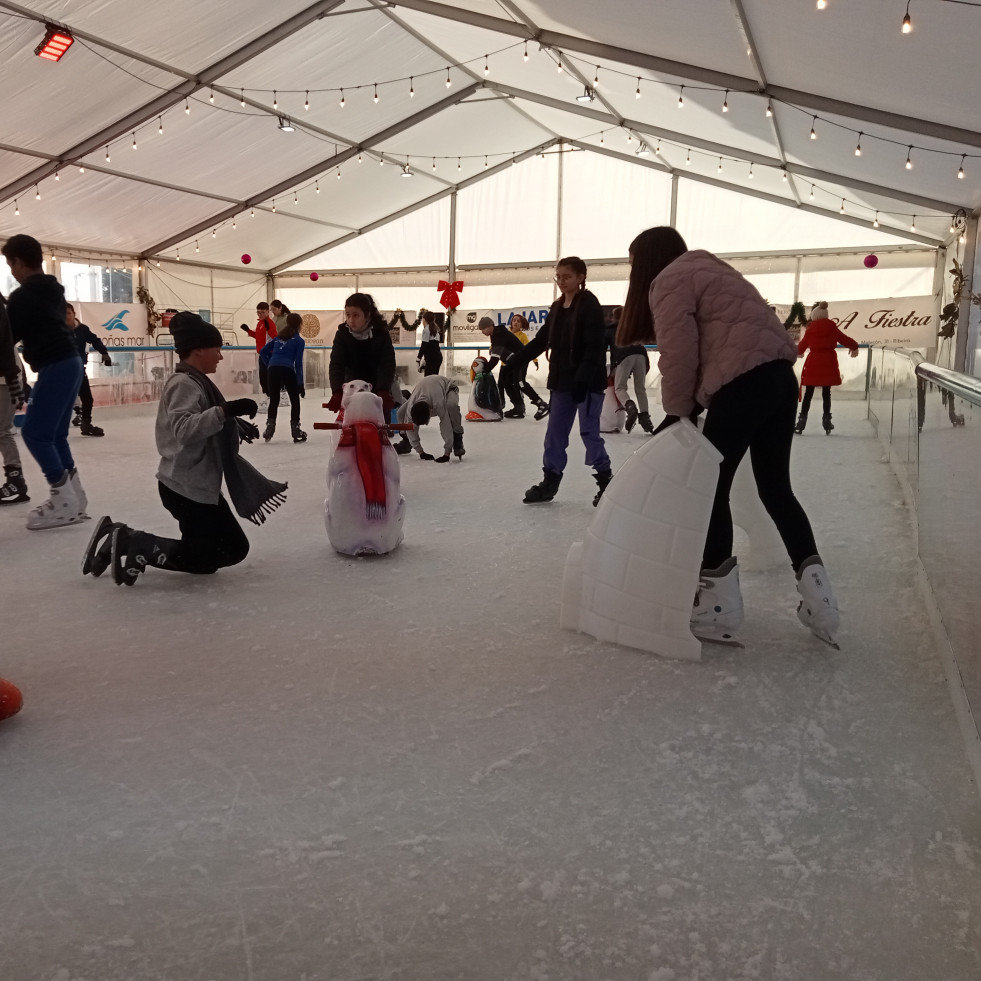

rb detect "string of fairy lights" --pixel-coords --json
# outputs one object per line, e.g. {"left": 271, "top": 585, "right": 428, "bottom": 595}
{"left": 1, "top": 4, "right": 977, "bottom": 261}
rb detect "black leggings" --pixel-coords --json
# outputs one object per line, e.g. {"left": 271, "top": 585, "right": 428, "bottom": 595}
{"left": 800, "top": 385, "right": 832, "bottom": 416}
{"left": 266, "top": 366, "right": 301, "bottom": 428}
{"left": 78, "top": 374, "right": 93, "bottom": 420}
{"left": 701, "top": 360, "right": 818, "bottom": 573}
{"left": 156, "top": 482, "right": 250, "bottom": 574}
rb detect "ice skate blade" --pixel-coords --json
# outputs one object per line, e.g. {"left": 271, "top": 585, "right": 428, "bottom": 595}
{"left": 691, "top": 626, "right": 744, "bottom": 648}
{"left": 82, "top": 515, "right": 113, "bottom": 576}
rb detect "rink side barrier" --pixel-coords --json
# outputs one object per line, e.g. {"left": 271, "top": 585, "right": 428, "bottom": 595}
{"left": 869, "top": 347, "right": 981, "bottom": 793}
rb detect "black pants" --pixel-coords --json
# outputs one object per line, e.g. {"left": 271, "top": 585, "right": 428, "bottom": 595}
{"left": 498, "top": 364, "right": 524, "bottom": 412}
{"left": 156, "top": 482, "right": 250, "bottom": 574}
{"left": 266, "top": 366, "right": 301, "bottom": 428}
{"left": 800, "top": 385, "right": 832, "bottom": 416}
{"left": 258, "top": 360, "right": 269, "bottom": 396}
{"left": 516, "top": 362, "right": 544, "bottom": 407}
{"left": 422, "top": 357, "right": 442, "bottom": 377}
{"left": 78, "top": 373, "right": 93, "bottom": 421}
{"left": 701, "top": 360, "right": 818, "bottom": 573}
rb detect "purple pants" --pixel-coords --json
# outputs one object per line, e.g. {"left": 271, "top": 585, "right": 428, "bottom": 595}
{"left": 542, "top": 390, "right": 610, "bottom": 475}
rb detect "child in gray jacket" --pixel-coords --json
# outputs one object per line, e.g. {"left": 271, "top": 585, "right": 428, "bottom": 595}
{"left": 396, "top": 374, "right": 465, "bottom": 462}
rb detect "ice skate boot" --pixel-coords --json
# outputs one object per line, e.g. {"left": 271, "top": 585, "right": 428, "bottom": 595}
{"left": 71, "top": 405, "right": 83, "bottom": 428}
{"left": 0, "top": 465, "right": 29, "bottom": 505}
{"left": 25, "top": 471, "right": 82, "bottom": 530}
{"left": 592, "top": 468, "right": 613, "bottom": 507}
{"left": 263, "top": 421, "right": 275, "bottom": 442}
{"left": 504, "top": 407, "right": 526, "bottom": 418}
{"left": 291, "top": 425, "right": 308, "bottom": 443}
{"left": 69, "top": 468, "right": 89, "bottom": 520}
{"left": 624, "top": 399, "right": 639, "bottom": 433}
{"left": 79, "top": 421, "right": 105, "bottom": 437}
{"left": 452, "top": 431, "right": 466, "bottom": 459}
{"left": 523, "top": 469, "right": 562, "bottom": 504}
{"left": 111, "top": 526, "right": 171, "bottom": 585}
{"left": 822, "top": 412, "right": 834, "bottom": 435}
{"left": 82, "top": 515, "right": 116, "bottom": 576}
{"left": 796, "top": 556, "right": 840, "bottom": 648}
{"left": 637, "top": 411, "right": 655, "bottom": 434}
{"left": 794, "top": 411, "right": 808, "bottom": 435}
{"left": 533, "top": 401, "right": 550, "bottom": 421}
{"left": 394, "top": 434, "right": 412, "bottom": 455}
{"left": 690, "top": 556, "right": 744, "bottom": 646}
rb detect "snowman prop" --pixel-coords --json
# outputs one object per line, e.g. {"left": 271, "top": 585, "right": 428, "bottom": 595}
{"left": 314, "top": 381, "right": 408, "bottom": 556}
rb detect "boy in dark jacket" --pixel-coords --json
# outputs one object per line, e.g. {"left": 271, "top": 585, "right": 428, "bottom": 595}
{"left": 66, "top": 302, "right": 113, "bottom": 437}
{"left": 2, "top": 234, "right": 85, "bottom": 529}
{"left": 478, "top": 317, "right": 526, "bottom": 417}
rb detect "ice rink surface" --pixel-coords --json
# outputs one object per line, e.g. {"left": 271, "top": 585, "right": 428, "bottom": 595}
{"left": 2, "top": 398, "right": 979, "bottom": 981}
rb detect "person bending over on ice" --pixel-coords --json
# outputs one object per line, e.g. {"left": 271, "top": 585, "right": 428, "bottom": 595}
{"left": 2, "top": 234, "right": 86, "bottom": 530}
{"left": 82, "top": 312, "right": 287, "bottom": 587}
{"left": 396, "top": 374, "right": 465, "bottom": 462}
{"left": 326, "top": 292, "right": 411, "bottom": 454}
{"left": 66, "top": 302, "right": 113, "bottom": 437}
{"left": 617, "top": 226, "right": 841, "bottom": 648}
{"left": 508, "top": 257, "right": 611, "bottom": 506}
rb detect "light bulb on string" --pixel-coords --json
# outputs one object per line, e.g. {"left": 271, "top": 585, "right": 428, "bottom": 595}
{"left": 717, "top": 157, "right": 723, "bottom": 174}
{"left": 315, "top": 180, "right": 320, "bottom": 194}
{"left": 273, "top": 91, "right": 278, "bottom": 110}
{"left": 445, "top": 67, "right": 451, "bottom": 88}
{"left": 211, "top": 228, "right": 216, "bottom": 238}
{"left": 748, "top": 162, "right": 754, "bottom": 179}
{"left": 484, "top": 154, "right": 488, "bottom": 168}
{"left": 873, "top": 212, "right": 880, "bottom": 228}
{"left": 184, "top": 98, "right": 190, "bottom": 115}
{"left": 432, "top": 157, "right": 437, "bottom": 170}
{"left": 600, "top": 132, "right": 605, "bottom": 145}
{"left": 782, "top": 170, "right": 787, "bottom": 181}
{"left": 305, "top": 91, "right": 309, "bottom": 110}
{"left": 484, "top": 55, "right": 489, "bottom": 76}
{"left": 817, "top": 0, "right": 826, "bottom": 9}
{"left": 79, "top": 165, "right": 85, "bottom": 174}
{"left": 132, "top": 132, "right": 137, "bottom": 150}
{"left": 523, "top": 41, "right": 528, "bottom": 62}
{"left": 293, "top": 191, "right": 298, "bottom": 205}
{"left": 840, "top": 199, "right": 845, "bottom": 214}
{"left": 409, "top": 77, "right": 414, "bottom": 98}
{"left": 457, "top": 157, "right": 461, "bottom": 171}
{"left": 810, "top": 184, "right": 815, "bottom": 200}
{"left": 655, "top": 141, "right": 661, "bottom": 155}
{"left": 910, "top": 215, "right": 916, "bottom": 231}
{"left": 594, "top": 66, "right": 599, "bottom": 86}
{"left": 358, "top": 151, "right": 362, "bottom": 163}
{"left": 176, "top": 249, "right": 180, "bottom": 261}
{"left": 678, "top": 85, "right": 685, "bottom": 108}
{"left": 250, "top": 207, "right": 255, "bottom": 218}
{"left": 13, "top": 200, "right": 18, "bottom": 215}
{"left": 902, "top": 1, "right": 912, "bottom": 33}
{"left": 340, "top": 89, "right": 345, "bottom": 108}
{"left": 810, "top": 116, "right": 817, "bottom": 139}
{"left": 685, "top": 149, "right": 691, "bottom": 166}
{"left": 765, "top": 100, "right": 773, "bottom": 118}
{"left": 195, "top": 241, "right": 199, "bottom": 253}
{"left": 721, "top": 89, "right": 729, "bottom": 112}
{"left": 241, "top": 89, "right": 246, "bottom": 107}
{"left": 557, "top": 56, "right": 563, "bottom": 73}
{"left": 232, "top": 218, "right": 236, "bottom": 229}
{"left": 958, "top": 154, "right": 965, "bottom": 180}
{"left": 905, "top": 146, "right": 913, "bottom": 170}
{"left": 105, "top": 146, "right": 110, "bottom": 162}
{"left": 336, "top": 166, "right": 341, "bottom": 180}
{"left": 373, "top": 84, "right": 378, "bottom": 104}
{"left": 855, "top": 133, "right": 863, "bottom": 156}
{"left": 34, "top": 185, "right": 40, "bottom": 200}
{"left": 54, "top": 170, "right": 60, "bottom": 181}
{"left": 209, "top": 87, "right": 214, "bottom": 104}
{"left": 271, "top": 199, "right": 276, "bottom": 213}
{"left": 636, "top": 77, "right": 641, "bottom": 99}
{"left": 158, "top": 117, "right": 163, "bottom": 135}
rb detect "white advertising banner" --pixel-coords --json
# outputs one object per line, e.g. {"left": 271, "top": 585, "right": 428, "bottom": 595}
{"left": 75, "top": 302, "right": 149, "bottom": 346}
{"left": 451, "top": 306, "right": 551, "bottom": 342}
{"left": 773, "top": 295, "right": 937, "bottom": 348}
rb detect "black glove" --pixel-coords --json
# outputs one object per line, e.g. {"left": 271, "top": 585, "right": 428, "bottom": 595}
{"left": 652, "top": 414, "right": 680, "bottom": 435}
{"left": 226, "top": 398, "right": 258, "bottom": 419}
{"left": 298, "top": 385, "right": 305, "bottom": 398}
{"left": 570, "top": 379, "right": 588, "bottom": 404}
{"left": 236, "top": 418, "right": 260, "bottom": 443}
{"left": 238, "top": 323, "right": 250, "bottom": 333}
{"left": 418, "top": 451, "right": 435, "bottom": 461}
{"left": 102, "top": 354, "right": 113, "bottom": 367}
{"left": 435, "top": 454, "right": 450, "bottom": 463}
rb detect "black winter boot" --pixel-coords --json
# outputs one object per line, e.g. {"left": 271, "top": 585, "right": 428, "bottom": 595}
{"left": 452, "top": 431, "right": 465, "bottom": 458}
{"left": 0, "top": 464, "right": 30, "bottom": 505}
{"left": 637, "top": 411, "right": 655, "bottom": 434}
{"left": 79, "top": 420, "right": 105, "bottom": 437}
{"left": 292, "top": 425, "right": 307, "bottom": 443}
{"left": 624, "top": 400, "right": 638, "bottom": 433}
{"left": 523, "top": 469, "right": 562, "bottom": 504}
{"left": 394, "top": 434, "right": 412, "bottom": 455}
{"left": 822, "top": 412, "right": 834, "bottom": 435}
{"left": 592, "top": 469, "right": 613, "bottom": 507}
{"left": 533, "top": 401, "right": 550, "bottom": 421}
{"left": 794, "top": 411, "right": 808, "bottom": 435}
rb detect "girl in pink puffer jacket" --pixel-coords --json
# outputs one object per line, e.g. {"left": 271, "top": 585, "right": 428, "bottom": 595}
{"left": 617, "top": 226, "right": 840, "bottom": 649}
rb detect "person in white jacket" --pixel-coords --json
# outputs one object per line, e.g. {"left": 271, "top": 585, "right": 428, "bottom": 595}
{"left": 396, "top": 374, "right": 465, "bottom": 462}
{"left": 617, "top": 226, "right": 840, "bottom": 649}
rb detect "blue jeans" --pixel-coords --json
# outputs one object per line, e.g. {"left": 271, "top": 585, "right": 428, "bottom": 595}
{"left": 22, "top": 356, "right": 83, "bottom": 482}
{"left": 542, "top": 390, "right": 610, "bottom": 475}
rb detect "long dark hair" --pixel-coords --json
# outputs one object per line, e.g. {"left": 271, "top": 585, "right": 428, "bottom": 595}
{"left": 556, "top": 256, "right": 588, "bottom": 294}
{"left": 616, "top": 227, "right": 688, "bottom": 346}
{"left": 279, "top": 312, "right": 302, "bottom": 341}
{"left": 345, "top": 292, "right": 387, "bottom": 331}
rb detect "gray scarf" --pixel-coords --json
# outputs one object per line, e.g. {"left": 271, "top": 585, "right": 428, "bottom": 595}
{"left": 175, "top": 363, "right": 288, "bottom": 525}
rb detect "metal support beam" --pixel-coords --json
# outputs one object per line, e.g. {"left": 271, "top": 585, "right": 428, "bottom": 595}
{"left": 143, "top": 83, "right": 480, "bottom": 258}
{"left": 0, "top": 0, "right": 347, "bottom": 205}
{"left": 387, "top": 0, "right": 981, "bottom": 149}
{"left": 954, "top": 215, "right": 978, "bottom": 373}
{"left": 270, "top": 138, "right": 560, "bottom": 272}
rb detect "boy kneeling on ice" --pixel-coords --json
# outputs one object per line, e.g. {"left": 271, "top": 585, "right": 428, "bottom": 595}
{"left": 82, "top": 312, "right": 287, "bottom": 585}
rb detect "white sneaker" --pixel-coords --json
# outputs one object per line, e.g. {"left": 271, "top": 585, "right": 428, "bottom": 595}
{"left": 691, "top": 556, "right": 744, "bottom": 643}
{"left": 26, "top": 474, "right": 83, "bottom": 530}
{"left": 70, "top": 469, "right": 90, "bottom": 520}
{"left": 796, "top": 557, "right": 840, "bottom": 648}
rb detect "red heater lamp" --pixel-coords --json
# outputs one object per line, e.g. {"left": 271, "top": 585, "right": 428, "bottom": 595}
{"left": 35, "top": 24, "right": 74, "bottom": 62}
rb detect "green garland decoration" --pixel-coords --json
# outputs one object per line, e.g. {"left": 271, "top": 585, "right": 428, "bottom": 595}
{"left": 136, "top": 284, "right": 160, "bottom": 336}
{"left": 386, "top": 308, "right": 427, "bottom": 332}
{"left": 783, "top": 302, "right": 807, "bottom": 330}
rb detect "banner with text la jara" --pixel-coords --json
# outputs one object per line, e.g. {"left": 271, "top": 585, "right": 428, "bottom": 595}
{"left": 773, "top": 296, "right": 937, "bottom": 348}
{"left": 452, "top": 307, "right": 551, "bottom": 342}
{"left": 76, "top": 302, "right": 149, "bottom": 347}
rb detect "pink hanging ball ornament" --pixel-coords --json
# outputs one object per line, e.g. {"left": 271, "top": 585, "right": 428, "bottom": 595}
{"left": 864, "top": 254, "right": 878, "bottom": 268}
{"left": 241, "top": 253, "right": 252, "bottom": 265}
{"left": 310, "top": 272, "right": 319, "bottom": 281}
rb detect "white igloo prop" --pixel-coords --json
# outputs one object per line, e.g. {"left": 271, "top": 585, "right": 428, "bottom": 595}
{"left": 324, "top": 388, "right": 406, "bottom": 556}
{"left": 560, "top": 419, "right": 722, "bottom": 661}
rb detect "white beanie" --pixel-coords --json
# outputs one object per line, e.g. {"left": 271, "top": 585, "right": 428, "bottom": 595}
{"left": 809, "top": 301, "right": 829, "bottom": 321}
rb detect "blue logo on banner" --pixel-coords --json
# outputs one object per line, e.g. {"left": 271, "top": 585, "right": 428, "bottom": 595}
{"left": 101, "top": 311, "right": 130, "bottom": 332}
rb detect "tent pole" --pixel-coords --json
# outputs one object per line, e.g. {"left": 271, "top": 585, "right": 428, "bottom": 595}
{"left": 555, "top": 143, "right": 563, "bottom": 301}
{"left": 669, "top": 174, "right": 679, "bottom": 227}
{"left": 448, "top": 190, "right": 457, "bottom": 344}
{"left": 954, "top": 216, "right": 979, "bottom": 374}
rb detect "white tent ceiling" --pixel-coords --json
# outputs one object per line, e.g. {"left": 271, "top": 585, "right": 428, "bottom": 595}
{"left": 0, "top": 0, "right": 977, "bottom": 273}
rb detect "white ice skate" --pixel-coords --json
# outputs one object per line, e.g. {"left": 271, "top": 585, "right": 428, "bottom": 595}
{"left": 690, "top": 556, "right": 745, "bottom": 647}
{"left": 26, "top": 474, "right": 83, "bottom": 530}
{"left": 796, "top": 557, "right": 840, "bottom": 649}
{"left": 70, "top": 469, "right": 90, "bottom": 520}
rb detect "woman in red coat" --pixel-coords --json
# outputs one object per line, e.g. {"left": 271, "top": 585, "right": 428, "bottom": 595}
{"left": 795, "top": 301, "right": 859, "bottom": 434}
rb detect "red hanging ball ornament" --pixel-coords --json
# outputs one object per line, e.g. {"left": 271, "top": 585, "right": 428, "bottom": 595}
{"left": 864, "top": 254, "right": 878, "bottom": 268}
{"left": 241, "top": 253, "right": 252, "bottom": 265}
{"left": 0, "top": 677, "right": 23, "bottom": 721}
{"left": 310, "top": 272, "right": 319, "bottom": 281}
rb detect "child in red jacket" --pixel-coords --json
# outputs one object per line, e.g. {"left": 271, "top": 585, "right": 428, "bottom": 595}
{"left": 795, "top": 301, "right": 859, "bottom": 434}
